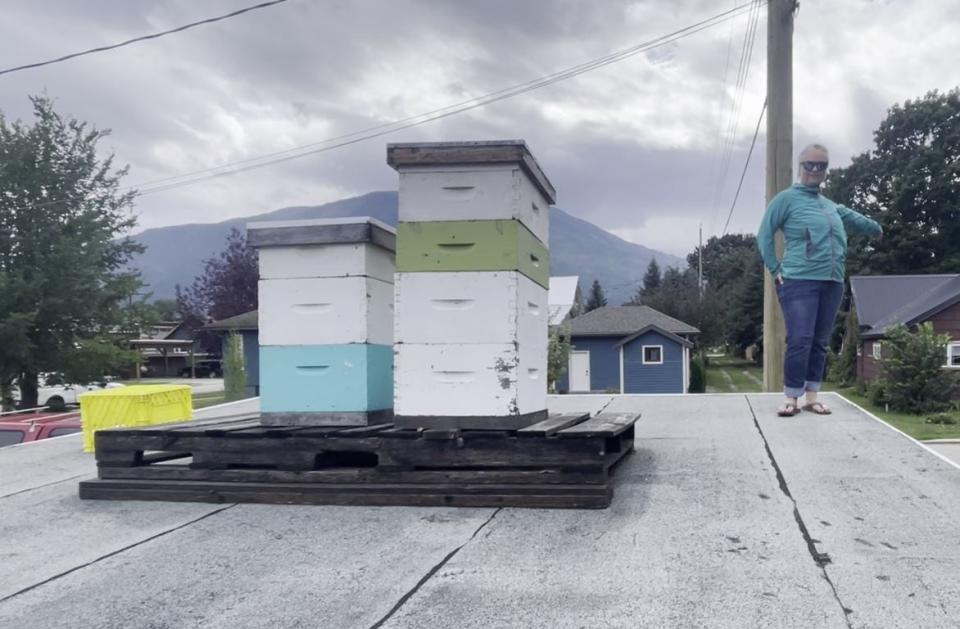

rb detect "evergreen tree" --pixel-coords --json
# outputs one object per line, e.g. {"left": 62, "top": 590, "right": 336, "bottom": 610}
{"left": 641, "top": 258, "right": 661, "bottom": 299}
{"left": 584, "top": 279, "right": 607, "bottom": 312}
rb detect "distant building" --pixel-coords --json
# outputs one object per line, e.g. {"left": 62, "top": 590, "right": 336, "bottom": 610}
{"left": 130, "top": 320, "right": 206, "bottom": 378}
{"left": 850, "top": 274, "right": 960, "bottom": 381}
{"left": 204, "top": 310, "right": 260, "bottom": 397}
{"left": 548, "top": 276, "right": 582, "bottom": 326}
{"left": 557, "top": 305, "right": 699, "bottom": 394}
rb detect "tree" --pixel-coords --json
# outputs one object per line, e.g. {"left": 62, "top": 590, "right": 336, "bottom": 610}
{"left": 584, "top": 279, "right": 607, "bottom": 312}
{"left": 547, "top": 324, "right": 572, "bottom": 392}
{"left": 152, "top": 298, "right": 180, "bottom": 321}
{"left": 0, "top": 96, "right": 143, "bottom": 407}
{"left": 223, "top": 331, "right": 247, "bottom": 402}
{"left": 641, "top": 258, "right": 661, "bottom": 300}
{"left": 878, "top": 323, "right": 958, "bottom": 413}
{"left": 825, "top": 88, "right": 960, "bottom": 276}
{"left": 177, "top": 228, "right": 258, "bottom": 327}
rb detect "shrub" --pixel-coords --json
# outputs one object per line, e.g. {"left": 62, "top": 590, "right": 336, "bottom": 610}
{"left": 223, "top": 331, "right": 247, "bottom": 402}
{"left": 547, "top": 324, "right": 572, "bottom": 392}
{"left": 688, "top": 355, "right": 705, "bottom": 393}
{"left": 878, "top": 323, "right": 959, "bottom": 413}
{"left": 924, "top": 413, "right": 958, "bottom": 425}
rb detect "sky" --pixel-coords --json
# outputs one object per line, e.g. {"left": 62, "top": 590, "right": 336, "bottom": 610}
{"left": 1, "top": 0, "right": 957, "bottom": 257}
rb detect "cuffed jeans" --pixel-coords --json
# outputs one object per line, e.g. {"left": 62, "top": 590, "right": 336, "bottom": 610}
{"left": 775, "top": 279, "right": 844, "bottom": 399}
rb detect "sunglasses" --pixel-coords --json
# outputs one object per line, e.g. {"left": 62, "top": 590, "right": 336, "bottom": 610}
{"left": 801, "top": 161, "right": 828, "bottom": 173}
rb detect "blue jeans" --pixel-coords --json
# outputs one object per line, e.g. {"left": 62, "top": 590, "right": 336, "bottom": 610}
{"left": 775, "top": 279, "right": 844, "bottom": 399}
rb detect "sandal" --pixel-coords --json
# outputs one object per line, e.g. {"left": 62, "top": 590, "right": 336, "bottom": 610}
{"left": 777, "top": 402, "right": 802, "bottom": 417}
{"left": 802, "top": 402, "right": 832, "bottom": 415}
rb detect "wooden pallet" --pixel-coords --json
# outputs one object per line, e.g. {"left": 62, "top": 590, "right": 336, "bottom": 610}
{"left": 79, "top": 411, "right": 638, "bottom": 509}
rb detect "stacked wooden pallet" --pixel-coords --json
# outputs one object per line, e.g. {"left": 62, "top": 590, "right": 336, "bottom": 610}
{"left": 78, "top": 411, "right": 638, "bottom": 509}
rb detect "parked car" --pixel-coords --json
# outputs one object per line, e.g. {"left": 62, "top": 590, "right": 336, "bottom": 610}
{"left": 0, "top": 411, "right": 82, "bottom": 448}
{"left": 9, "top": 377, "right": 124, "bottom": 411}
{"left": 179, "top": 360, "right": 223, "bottom": 378}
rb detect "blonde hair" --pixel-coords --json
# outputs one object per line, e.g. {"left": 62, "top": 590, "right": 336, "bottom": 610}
{"left": 799, "top": 143, "right": 829, "bottom": 162}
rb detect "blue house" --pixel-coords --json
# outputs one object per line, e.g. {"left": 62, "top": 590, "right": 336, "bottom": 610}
{"left": 560, "top": 305, "right": 699, "bottom": 394}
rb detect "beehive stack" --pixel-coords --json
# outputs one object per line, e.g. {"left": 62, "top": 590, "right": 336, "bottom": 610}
{"left": 247, "top": 217, "right": 396, "bottom": 426}
{"left": 388, "top": 141, "right": 556, "bottom": 429}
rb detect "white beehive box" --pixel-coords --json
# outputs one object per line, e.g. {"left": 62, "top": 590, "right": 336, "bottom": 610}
{"left": 248, "top": 216, "right": 396, "bottom": 281}
{"left": 398, "top": 165, "right": 551, "bottom": 245}
{"left": 394, "top": 271, "right": 546, "bottom": 345}
{"left": 259, "top": 276, "right": 393, "bottom": 346}
{"left": 394, "top": 339, "right": 547, "bottom": 421}
{"left": 258, "top": 243, "right": 395, "bottom": 283}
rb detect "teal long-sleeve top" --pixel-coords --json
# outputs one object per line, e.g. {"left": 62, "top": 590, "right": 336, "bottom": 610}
{"left": 757, "top": 183, "right": 882, "bottom": 283}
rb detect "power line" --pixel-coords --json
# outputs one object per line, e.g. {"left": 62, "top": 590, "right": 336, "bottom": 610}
{"left": 132, "top": 1, "right": 762, "bottom": 195}
{"left": 722, "top": 98, "right": 766, "bottom": 236}
{"left": 12, "top": 1, "right": 761, "bottom": 212}
{"left": 715, "top": 1, "right": 756, "bottom": 178}
{"left": 0, "top": 0, "right": 290, "bottom": 77}
{"left": 708, "top": 0, "right": 762, "bottom": 235}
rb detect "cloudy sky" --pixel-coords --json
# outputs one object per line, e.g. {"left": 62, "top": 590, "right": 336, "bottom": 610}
{"left": 1, "top": 0, "right": 957, "bottom": 257}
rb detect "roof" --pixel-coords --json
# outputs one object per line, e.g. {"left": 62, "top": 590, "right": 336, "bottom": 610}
{"left": 613, "top": 324, "right": 695, "bottom": 349}
{"left": 569, "top": 305, "right": 700, "bottom": 337}
{"left": 2, "top": 394, "right": 958, "bottom": 627}
{"left": 204, "top": 310, "right": 259, "bottom": 331}
{"left": 548, "top": 276, "right": 580, "bottom": 326}
{"left": 128, "top": 338, "right": 195, "bottom": 347}
{"left": 850, "top": 274, "right": 960, "bottom": 338}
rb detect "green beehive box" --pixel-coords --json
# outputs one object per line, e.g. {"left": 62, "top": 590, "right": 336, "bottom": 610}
{"left": 397, "top": 219, "right": 549, "bottom": 289}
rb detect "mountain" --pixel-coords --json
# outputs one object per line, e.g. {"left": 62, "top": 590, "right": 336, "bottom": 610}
{"left": 130, "top": 191, "right": 682, "bottom": 306}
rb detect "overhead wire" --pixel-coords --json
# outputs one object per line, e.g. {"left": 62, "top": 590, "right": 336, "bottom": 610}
{"left": 11, "top": 1, "right": 763, "bottom": 213}
{"left": 708, "top": 0, "right": 763, "bottom": 237}
{"left": 705, "top": 1, "right": 739, "bottom": 235}
{"left": 0, "top": 0, "right": 290, "bottom": 77}
{"left": 131, "top": 1, "right": 763, "bottom": 196}
{"left": 722, "top": 98, "right": 766, "bottom": 236}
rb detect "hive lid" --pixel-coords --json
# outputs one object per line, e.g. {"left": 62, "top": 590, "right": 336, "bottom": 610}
{"left": 246, "top": 217, "right": 396, "bottom": 251}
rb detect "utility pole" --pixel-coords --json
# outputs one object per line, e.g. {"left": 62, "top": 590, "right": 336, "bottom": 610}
{"left": 698, "top": 224, "right": 703, "bottom": 302}
{"left": 762, "top": 0, "right": 796, "bottom": 392}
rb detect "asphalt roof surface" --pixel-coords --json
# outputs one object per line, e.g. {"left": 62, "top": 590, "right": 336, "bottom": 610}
{"left": 1, "top": 394, "right": 958, "bottom": 628}
{"left": 568, "top": 305, "right": 700, "bottom": 337}
{"left": 850, "top": 273, "right": 960, "bottom": 338}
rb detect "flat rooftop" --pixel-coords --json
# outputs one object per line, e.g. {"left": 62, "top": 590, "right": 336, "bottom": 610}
{"left": 1, "top": 393, "right": 958, "bottom": 628}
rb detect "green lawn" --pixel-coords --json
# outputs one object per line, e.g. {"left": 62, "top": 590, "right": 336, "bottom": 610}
{"left": 824, "top": 385, "right": 960, "bottom": 441}
{"left": 705, "top": 356, "right": 763, "bottom": 393}
{"left": 705, "top": 356, "right": 960, "bottom": 440}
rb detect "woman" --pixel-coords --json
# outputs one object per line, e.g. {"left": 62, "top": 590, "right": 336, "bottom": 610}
{"left": 757, "top": 144, "right": 882, "bottom": 416}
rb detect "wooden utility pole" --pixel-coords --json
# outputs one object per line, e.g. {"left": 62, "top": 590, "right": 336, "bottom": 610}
{"left": 762, "top": 0, "right": 796, "bottom": 392}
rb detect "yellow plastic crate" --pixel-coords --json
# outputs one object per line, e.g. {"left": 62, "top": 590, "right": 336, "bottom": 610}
{"left": 79, "top": 384, "right": 193, "bottom": 452}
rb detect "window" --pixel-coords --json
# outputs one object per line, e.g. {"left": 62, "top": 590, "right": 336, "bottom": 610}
{"left": 642, "top": 345, "right": 663, "bottom": 365}
{"left": 0, "top": 430, "right": 25, "bottom": 447}
{"left": 945, "top": 343, "right": 960, "bottom": 368}
{"left": 49, "top": 427, "right": 82, "bottom": 438}
{"left": 872, "top": 342, "right": 882, "bottom": 360}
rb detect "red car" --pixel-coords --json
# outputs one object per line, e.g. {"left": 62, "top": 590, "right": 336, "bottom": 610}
{"left": 0, "top": 411, "right": 82, "bottom": 448}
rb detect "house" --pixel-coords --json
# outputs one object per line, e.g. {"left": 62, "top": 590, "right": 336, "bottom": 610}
{"left": 548, "top": 275, "right": 582, "bottom": 326}
{"left": 204, "top": 310, "right": 260, "bottom": 397}
{"left": 128, "top": 320, "right": 207, "bottom": 378}
{"left": 850, "top": 274, "right": 960, "bottom": 381}
{"left": 558, "top": 305, "right": 700, "bottom": 394}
